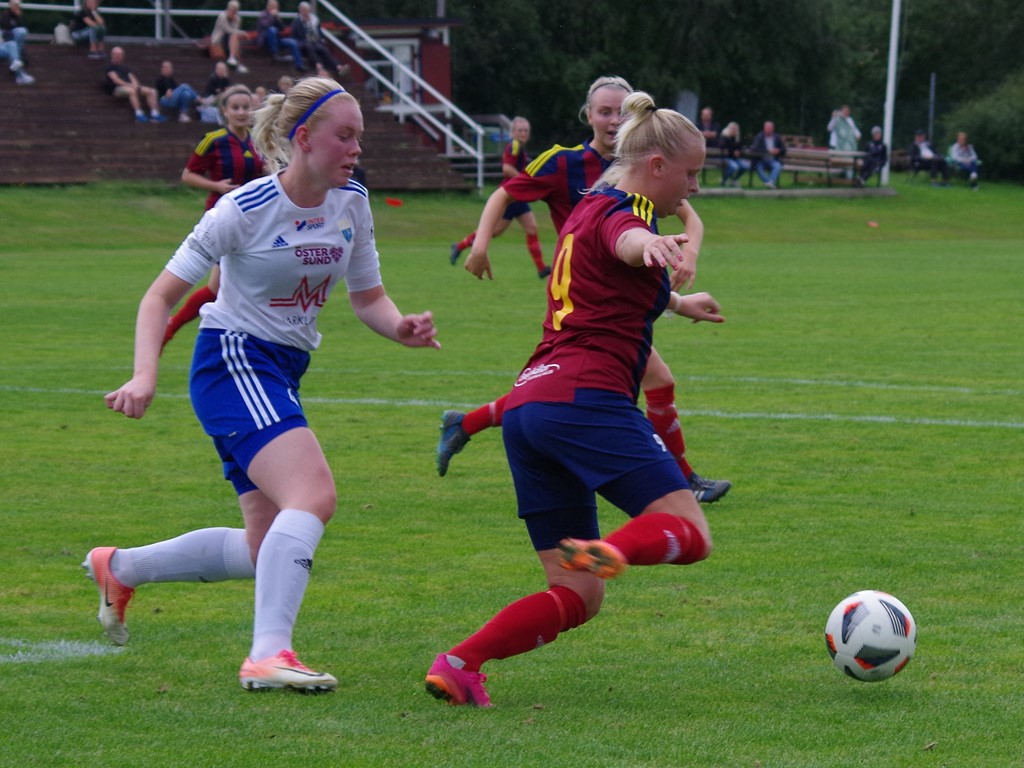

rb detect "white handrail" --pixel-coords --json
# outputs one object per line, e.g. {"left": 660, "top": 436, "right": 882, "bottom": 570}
{"left": 313, "top": 0, "right": 484, "bottom": 189}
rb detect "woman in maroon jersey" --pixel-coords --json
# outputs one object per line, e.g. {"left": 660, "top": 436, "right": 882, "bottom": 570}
{"left": 436, "top": 76, "right": 731, "bottom": 505}
{"left": 426, "top": 91, "right": 722, "bottom": 707}
{"left": 163, "top": 85, "right": 265, "bottom": 349}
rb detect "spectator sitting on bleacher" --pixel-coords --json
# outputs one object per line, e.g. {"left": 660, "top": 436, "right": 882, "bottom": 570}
{"left": 291, "top": 2, "right": 347, "bottom": 79}
{"left": 197, "top": 60, "right": 233, "bottom": 123}
{"left": 105, "top": 46, "right": 166, "bottom": 123}
{"left": 257, "top": 0, "right": 304, "bottom": 72}
{"left": 0, "top": 24, "right": 34, "bottom": 85}
{"left": 211, "top": 0, "right": 249, "bottom": 75}
{"left": 909, "top": 128, "right": 950, "bottom": 186}
{"left": 69, "top": 0, "right": 106, "bottom": 60}
{"left": 854, "top": 125, "right": 887, "bottom": 187}
{"left": 1, "top": 0, "right": 28, "bottom": 63}
{"left": 719, "top": 122, "right": 749, "bottom": 187}
{"left": 751, "top": 120, "right": 786, "bottom": 189}
{"left": 696, "top": 107, "right": 720, "bottom": 149}
{"left": 948, "top": 131, "right": 980, "bottom": 189}
{"left": 155, "top": 59, "right": 199, "bottom": 123}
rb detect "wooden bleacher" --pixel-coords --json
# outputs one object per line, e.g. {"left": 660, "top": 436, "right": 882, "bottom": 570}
{"left": 0, "top": 41, "right": 470, "bottom": 191}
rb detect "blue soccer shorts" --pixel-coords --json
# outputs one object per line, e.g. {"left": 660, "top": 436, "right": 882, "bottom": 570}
{"left": 190, "top": 328, "right": 311, "bottom": 495}
{"left": 501, "top": 389, "right": 688, "bottom": 551}
{"left": 502, "top": 199, "right": 532, "bottom": 221}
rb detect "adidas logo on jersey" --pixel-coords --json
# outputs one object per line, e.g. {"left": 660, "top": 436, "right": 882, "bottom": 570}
{"left": 272, "top": 235, "right": 289, "bottom": 248}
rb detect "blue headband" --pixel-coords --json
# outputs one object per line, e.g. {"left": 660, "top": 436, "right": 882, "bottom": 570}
{"left": 288, "top": 88, "right": 345, "bottom": 140}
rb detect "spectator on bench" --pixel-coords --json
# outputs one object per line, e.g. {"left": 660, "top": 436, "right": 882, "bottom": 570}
{"left": 909, "top": 128, "right": 950, "bottom": 186}
{"left": 696, "top": 106, "right": 720, "bottom": 149}
{"left": 291, "top": 2, "right": 347, "bottom": 79}
{"left": 211, "top": 0, "right": 249, "bottom": 75}
{"left": 719, "top": 122, "right": 749, "bottom": 187}
{"left": 751, "top": 120, "right": 786, "bottom": 189}
{"left": 1, "top": 0, "right": 29, "bottom": 63}
{"left": 105, "top": 46, "right": 165, "bottom": 123}
{"left": 257, "top": 0, "right": 304, "bottom": 72}
{"left": 854, "top": 126, "right": 887, "bottom": 187}
{"left": 69, "top": 0, "right": 106, "bottom": 60}
{"left": 948, "top": 131, "right": 980, "bottom": 189}
{"left": 197, "top": 60, "right": 233, "bottom": 123}
{"left": 155, "top": 59, "right": 199, "bottom": 123}
{"left": 0, "top": 13, "right": 34, "bottom": 84}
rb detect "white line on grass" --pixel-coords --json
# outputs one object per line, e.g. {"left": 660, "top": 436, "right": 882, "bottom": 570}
{"left": 2, "top": 384, "right": 1022, "bottom": 430}
{"left": 0, "top": 637, "right": 122, "bottom": 664}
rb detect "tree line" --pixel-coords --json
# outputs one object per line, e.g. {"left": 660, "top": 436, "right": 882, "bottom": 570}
{"left": 61, "top": 0, "right": 1023, "bottom": 179}
{"left": 346, "top": 0, "right": 1024, "bottom": 180}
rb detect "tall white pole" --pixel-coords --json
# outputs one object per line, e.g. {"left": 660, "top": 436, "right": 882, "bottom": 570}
{"left": 882, "top": 0, "right": 901, "bottom": 185}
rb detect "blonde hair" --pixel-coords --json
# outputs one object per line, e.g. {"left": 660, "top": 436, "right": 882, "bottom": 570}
{"left": 578, "top": 75, "right": 633, "bottom": 123}
{"left": 218, "top": 83, "right": 252, "bottom": 112}
{"left": 721, "top": 121, "right": 740, "bottom": 140}
{"left": 253, "top": 77, "right": 357, "bottom": 172}
{"left": 597, "top": 91, "right": 704, "bottom": 186}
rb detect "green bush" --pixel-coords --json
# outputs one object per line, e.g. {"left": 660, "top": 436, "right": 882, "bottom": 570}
{"left": 941, "top": 70, "right": 1024, "bottom": 182}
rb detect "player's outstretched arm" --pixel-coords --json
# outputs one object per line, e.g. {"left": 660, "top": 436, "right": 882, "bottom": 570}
{"left": 349, "top": 285, "right": 440, "bottom": 349}
{"left": 673, "top": 200, "right": 703, "bottom": 291}
{"left": 465, "top": 187, "right": 514, "bottom": 280}
{"left": 105, "top": 270, "right": 193, "bottom": 419}
{"left": 667, "top": 291, "right": 724, "bottom": 324}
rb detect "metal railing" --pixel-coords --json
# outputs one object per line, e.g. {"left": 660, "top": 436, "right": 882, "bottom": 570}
{"left": 10, "top": 0, "right": 486, "bottom": 189}
{"left": 313, "top": 0, "right": 485, "bottom": 189}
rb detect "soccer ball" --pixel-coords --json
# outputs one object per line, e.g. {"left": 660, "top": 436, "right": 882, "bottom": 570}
{"left": 824, "top": 590, "right": 916, "bottom": 682}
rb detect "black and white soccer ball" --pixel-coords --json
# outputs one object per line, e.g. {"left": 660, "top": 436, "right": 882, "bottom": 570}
{"left": 825, "top": 590, "right": 917, "bottom": 682}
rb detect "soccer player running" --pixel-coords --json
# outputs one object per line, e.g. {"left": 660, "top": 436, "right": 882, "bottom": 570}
{"left": 91, "top": 78, "right": 440, "bottom": 691}
{"left": 449, "top": 116, "right": 550, "bottom": 278}
{"left": 426, "top": 91, "right": 720, "bottom": 707}
{"left": 163, "top": 84, "right": 265, "bottom": 350}
{"left": 436, "top": 75, "right": 731, "bottom": 503}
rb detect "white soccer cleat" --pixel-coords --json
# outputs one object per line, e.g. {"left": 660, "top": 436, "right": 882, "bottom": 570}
{"left": 82, "top": 547, "right": 135, "bottom": 646}
{"left": 239, "top": 650, "right": 337, "bottom": 692}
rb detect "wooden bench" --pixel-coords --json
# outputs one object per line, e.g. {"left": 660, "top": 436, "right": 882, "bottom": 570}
{"left": 778, "top": 147, "right": 867, "bottom": 187}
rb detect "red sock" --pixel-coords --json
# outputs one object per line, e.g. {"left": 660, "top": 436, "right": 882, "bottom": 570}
{"left": 455, "top": 231, "right": 476, "bottom": 253}
{"left": 606, "top": 512, "right": 707, "bottom": 565}
{"left": 449, "top": 586, "right": 586, "bottom": 671}
{"left": 644, "top": 383, "right": 693, "bottom": 477}
{"left": 163, "top": 285, "right": 216, "bottom": 347}
{"left": 525, "top": 233, "right": 545, "bottom": 270}
{"left": 461, "top": 393, "right": 509, "bottom": 435}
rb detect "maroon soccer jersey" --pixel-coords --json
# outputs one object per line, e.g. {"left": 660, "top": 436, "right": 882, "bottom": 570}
{"left": 186, "top": 128, "right": 265, "bottom": 211}
{"left": 502, "top": 138, "right": 530, "bottom": 174}
{"left": 501, "top": 141, "right": 610, "bottom": 234}
{"left": 505, "top": 187, "right": 670, "bottom": 408}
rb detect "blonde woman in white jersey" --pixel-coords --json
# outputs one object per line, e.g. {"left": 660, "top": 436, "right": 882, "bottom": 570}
{"left": 91, "top": 77, "right": 440, "bottom": 692}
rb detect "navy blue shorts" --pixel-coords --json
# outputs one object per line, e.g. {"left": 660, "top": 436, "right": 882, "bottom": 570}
{"left": 502, "top": 389, "right": 688, "bottom": 551}
{"left": 190, "top": 329, "right": 311, "bottom": 495}
{"left": 502, "top": 200, "right": 531, "bottom": 221}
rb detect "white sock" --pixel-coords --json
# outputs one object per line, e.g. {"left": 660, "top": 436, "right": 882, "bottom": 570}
{"left": 111, "top": 528, "right": 254, "bottom": 586}
{"left": 249, "top": 509, "right": 325, "bottom": 661}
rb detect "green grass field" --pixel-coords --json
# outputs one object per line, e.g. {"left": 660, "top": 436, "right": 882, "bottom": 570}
{"left": 1, "top": 179, "right": 1022, "bottom": 767}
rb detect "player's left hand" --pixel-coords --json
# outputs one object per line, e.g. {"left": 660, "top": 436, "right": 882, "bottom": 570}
{"left": 673, "top": 292, "right": 724, "bottom": 324}
{"left": 672, "top": 246, "right": 698, "bottom": 291}
{"left": 396, "top": 311, "right": 441, "bottom": 348}
{"left": 642, "top": 233, "right": 689, "bottom": 274}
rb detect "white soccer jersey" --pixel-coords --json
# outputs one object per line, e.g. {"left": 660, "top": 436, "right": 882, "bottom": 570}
{"left": 166, "top": 172, "right": 381, "bottom": 351}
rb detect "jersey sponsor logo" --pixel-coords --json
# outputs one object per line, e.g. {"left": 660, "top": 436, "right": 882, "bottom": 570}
{"left": 270, "top": 275, "right": 331, "bottom": 312}
{"left": 295, "top": 216, "right": 326, "bottom": 232}
{"left": 513, "top": 363, "right": 560, "bottom": 386}
{"left": 272, "top": 235, "right": 289, "bottom": 248}
{"left": 293, "top": 246, "right": 344, "bottom": 265}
